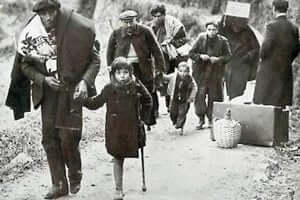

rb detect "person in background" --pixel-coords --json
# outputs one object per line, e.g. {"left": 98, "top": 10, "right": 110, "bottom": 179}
{"left": 189, "top": 22, "right": 231, "bottom": 130}
{"left": 5, "top": 0, "right": 100, "bottom": 198}
{"left": 218, "top": 15, "right": 260, "bottom": 100}
{"left": 253, "top": 0, "right": 299, "bottom": 107}
{"left": 163, "top": 61, "right": 197, "bottom": 135}
{"left": 107, "top": 9, "right": 165, "bottom": 131}
{"left": 150, "top": 3, "right": 188, "bottom": 111}
{"left": 84, "top": 57, "right": 152, "bottom": 200}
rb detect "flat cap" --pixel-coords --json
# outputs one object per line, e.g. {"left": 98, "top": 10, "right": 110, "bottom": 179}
{"left": 272, "top": 0, "right": 289, "bottom": 9}
{"left": 32, "top": 0, "right": 61, "bottom": 13}
{"left": 119, "top": 10, "right": 138, "bottom": 20}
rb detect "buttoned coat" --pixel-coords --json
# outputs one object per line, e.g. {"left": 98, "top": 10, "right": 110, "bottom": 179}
{"left": 85, "top": 81, "right": 152, "bottom": 158}
{"left": 253, "top": 15, "right": 299, "bottom": 106}
{"left": 164, "top": 71, "right": 197, "bottom": 107}
{"left": 106, "top": 23, "right": 165, "bottom": 82}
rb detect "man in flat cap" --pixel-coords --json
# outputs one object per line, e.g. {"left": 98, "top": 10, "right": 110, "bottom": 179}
{"left": 5, "top": 0, "right": 100, "bottom": 198}
{"left": 107, "top": 9, "right": 165, "bottom": 130}
{"left": 253, "top": 0, "right": 299, "bottom": 107}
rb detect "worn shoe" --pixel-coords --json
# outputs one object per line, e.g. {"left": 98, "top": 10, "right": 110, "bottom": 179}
{"left": 113, "top": 190, "right": 124, "bottom": 200}
{"left": 196, "top": 121, "right": 205, "bottom": 130}
{"left": 179, "top": 128, "right": 183, "bottom": 136}
{"left": 70, "top": 182, "right": 81, "bottom": 194}
{"left": 44, "top": 185, "right": 68, "bottom": 199}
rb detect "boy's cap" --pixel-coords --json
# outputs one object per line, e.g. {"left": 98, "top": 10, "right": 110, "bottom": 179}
{"left": 272, "top": 0, "right": 288, "bottom": 9}
{"left": 119, "top": 10, "right": 138, "bottom": 21}
{"left": 32, "top": 0, "right": 61, "bottom": 13}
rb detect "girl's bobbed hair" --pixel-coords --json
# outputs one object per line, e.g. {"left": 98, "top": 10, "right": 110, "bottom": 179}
{"left": 111, "top": 57, "right": 133, "bottom": 75}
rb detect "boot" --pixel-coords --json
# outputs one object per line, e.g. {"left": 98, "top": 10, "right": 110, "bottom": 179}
{"left": 44, "top": 181, "right": 68, "bottom": 199}
{"left": 196, "top": 116, "right": 205, "bottom": 130}
{"left": 113, "top": 190, "right": 124, "bottom": 200}
{"left": 179, "top": 128, "right": 183, "bottom": 136}
{"left": 70, "top": 182, "right": 81, "bottom": 194}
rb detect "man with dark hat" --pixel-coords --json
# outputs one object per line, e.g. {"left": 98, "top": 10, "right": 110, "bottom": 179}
{"left": 5, "top": 0, "right": 100, "bottom": 198}
{"left": 253, "top": 0, "right": 299, "bottom": 107}
{"left": 107, "top": 9, "right": 165, "bottom": 130}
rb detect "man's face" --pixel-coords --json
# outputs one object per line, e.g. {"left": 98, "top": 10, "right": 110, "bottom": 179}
{"left": 152, "top": 12, "right": 164, "bottom": 27}
{"left": 121, "top": 18, "right": 137, "bottom": 35}
{"left": 206, "top": 24, "right": 218, "bottom": 39}
{"left": 38, "top": 8, "right": 58, "bottom": 30}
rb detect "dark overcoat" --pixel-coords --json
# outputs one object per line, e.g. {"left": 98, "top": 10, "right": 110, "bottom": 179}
{"left": 6, "top": 8, "right": 100, "bottom": 129}
{"left": 253, "top": 15, "right": 299, "bottom": 106}
{"left": 106, "top": 23, "right": 165, "bottom": 82}
{"left": 189, "top": 33, "right": 231, "bottom": 99}
{"left": 219, "top": 24, "right": 260, "bottom": 99}
{"left": 85, "top": 81, "right": 153, "bottom": 158}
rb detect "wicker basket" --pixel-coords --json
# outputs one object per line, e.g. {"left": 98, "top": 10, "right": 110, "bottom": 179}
{"left": 213, "top": 109, "right": 241, "bottom": 148}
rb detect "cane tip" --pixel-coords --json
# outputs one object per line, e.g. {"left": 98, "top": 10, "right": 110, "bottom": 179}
{"left": 142, "top": 186, "right": 147, "bottom": 192}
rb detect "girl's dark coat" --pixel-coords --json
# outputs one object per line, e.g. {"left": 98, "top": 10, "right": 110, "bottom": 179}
{"left": 85, "top": 81, "right": 152, "bottom": 158}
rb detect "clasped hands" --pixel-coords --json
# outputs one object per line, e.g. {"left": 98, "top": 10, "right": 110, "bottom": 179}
{"left": 44, "top": 77, "right": 88, "bottom": 101}
{"left": 199, "top": 54, "right": 220, "bottom": 64}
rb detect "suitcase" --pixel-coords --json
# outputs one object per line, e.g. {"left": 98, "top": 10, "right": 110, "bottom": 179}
{"left": 213, "top": 102, "right": 289, "bottom": 147}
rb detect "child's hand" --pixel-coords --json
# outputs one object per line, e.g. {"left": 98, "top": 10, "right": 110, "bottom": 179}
{"left": 73, "top": 80, "right": 88, "bottom": 101}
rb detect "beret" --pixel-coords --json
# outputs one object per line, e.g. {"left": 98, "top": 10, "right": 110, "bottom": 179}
{"left": 119, "top": 10, "right": 138, "bottom": 20}
{"left": 272, "top": 0, "right": 289, "bottom": 9}
{"left": 32, "top": 0, "right": 61, "bottom": 13}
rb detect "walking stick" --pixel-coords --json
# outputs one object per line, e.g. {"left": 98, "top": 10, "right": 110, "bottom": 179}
{"left": 141, "top": 147, "right": 147, "bottom": 192}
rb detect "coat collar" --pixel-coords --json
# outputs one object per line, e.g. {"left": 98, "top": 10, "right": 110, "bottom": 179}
{"left": 275, "top": 13, "right": 287, "bottom": 20}
{"left": 56, "top": 7, "right": 72, "bottom": 48}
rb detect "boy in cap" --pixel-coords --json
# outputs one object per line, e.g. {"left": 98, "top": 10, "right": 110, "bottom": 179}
{"left": 163, "top": 61, "right": 197, "bottom": 135}
{"left": 107, "top": 9, "right": 165, "bottom": 131}
{"left": 6, "top": 0, "right": 100, "bottom": 198}
{"left": 253, "top": 0, "right": 299, "bottom": 107}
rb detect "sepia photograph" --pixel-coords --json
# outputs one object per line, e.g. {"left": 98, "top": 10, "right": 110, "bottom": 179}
{"left": 0, "top": 0, "right": 300, "bottom": 199}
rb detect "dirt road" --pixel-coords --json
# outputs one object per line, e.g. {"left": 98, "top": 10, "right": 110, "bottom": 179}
{"left": 0, "top": 93, "right": 275, "bottom": 200}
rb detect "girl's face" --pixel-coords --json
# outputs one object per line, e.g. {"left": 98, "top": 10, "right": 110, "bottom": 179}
{"left": 114, "top": 69, "right": 131, "bottom": 84}
{"left": 178, "top": 66, "right": 189, "bottom": 78}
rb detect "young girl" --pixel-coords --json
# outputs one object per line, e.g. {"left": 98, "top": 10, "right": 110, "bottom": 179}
{"left": 164, "top": 61, "right": 197, "bottom": 135}
{"left": 84, "top": 57, "right": 152, "bottom": 200}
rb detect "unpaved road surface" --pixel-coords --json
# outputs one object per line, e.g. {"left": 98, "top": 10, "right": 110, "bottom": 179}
{"left": 0, "top": 94, "right": 274, "bottom": 200}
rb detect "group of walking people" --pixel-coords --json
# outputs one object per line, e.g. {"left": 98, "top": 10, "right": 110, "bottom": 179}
{"left": 5, "top": 0, "right": 299, "bottom": 199}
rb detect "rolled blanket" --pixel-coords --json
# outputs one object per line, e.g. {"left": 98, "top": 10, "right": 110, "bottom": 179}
{"left": 17, "top": 15, "right": 57, "bottom": 74}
